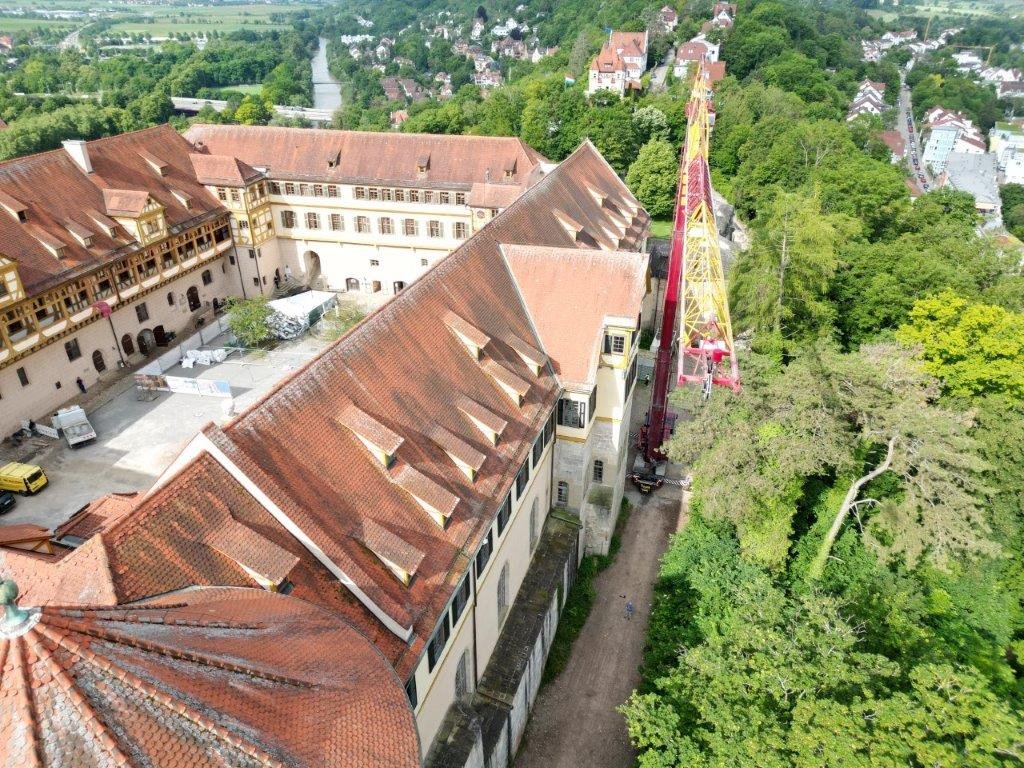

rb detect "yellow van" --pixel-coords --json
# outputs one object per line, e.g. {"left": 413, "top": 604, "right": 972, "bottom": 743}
{"left": 0, "top": 462, "right": 48, "bottom": 494}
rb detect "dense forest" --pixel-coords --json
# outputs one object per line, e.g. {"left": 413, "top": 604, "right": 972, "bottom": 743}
{"left": 617, "top": 1, "right": 1024, "bottom": 764}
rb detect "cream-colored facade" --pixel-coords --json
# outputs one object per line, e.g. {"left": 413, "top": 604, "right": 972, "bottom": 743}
{"left": 199, "top": 177, "right": 503, "bottom": 302}
{"left": 408, "top": 415, "right": 554, "bottom": 751}
{"left": 552, "top": 317, "right": 640, "bottom": 554}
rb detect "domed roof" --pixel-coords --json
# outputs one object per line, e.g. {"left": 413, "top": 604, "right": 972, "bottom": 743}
{"left": 0, "top": 583, "right": 421, "bottom": 767}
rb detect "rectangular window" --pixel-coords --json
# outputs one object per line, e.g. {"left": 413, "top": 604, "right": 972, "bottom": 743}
{"left": 424, "top": 191, "right": 434, "bottom": 204}
{"left": 409, "top": 190, "right": 420, "bottom": 203}
{"left": 625, "top": 355, "right": 638, "bottom": 395}
{"left": 64, "top": 338, "right": 81, "bottom": 361}
{"left": 270, "top": 181, "right": 281, "bottom": 194}
{"left": 428, "top": 220, "right": 442, "bottom": 238}
{"left": 403, "top": 219, "right": 418, "bottom": 236}
{"left": 379, "top": 217, "right": 394, "bottom": 235}
{"left": 544, "top": 411, "right": 555, "bottom": 444}
{"left": 604, "top": 334, "right": 626, "bottom": 354}
{"left": 354, "top": 187, "right": 366, "bottom": 200}
{"left": 370, "top": 259, "right": 380, "bottom": 267}
{"left": 16, "top": 367, "right": 28, "bottom": 387}
{"left": 381, "top": 188, "right": 393, "bottom": 201}
{"left": 330, "top": 213, "right": 343, "bottom": 231}
{"left": 280, "top": 210, "right": 296, "bottom": 229}
{"left": 253, "top": 277, "right": 260, "bottom": 287}
{"left": 216, "top": 188, "right": 227, "bottom": 201}
{"left": 313, "top": 184, "right": 324, "bottom": 197}
{"left": 496, "top": 493, "right": 512, "bottom": 536}
{"left": 284, "top": 183, "right": 295, "bottom": 195}
{"left": 420, "top": 258, "right": 428, "bottom": 267}
{"left": 451, "top": 573, "right": 471, "bottom": 625}
{"left": 530, "top": 499, "right": 539, "bottom": 550}
{"left": 299, "top": 184, "right": 310, "bottom": 196}
{"left": 427, "top": 614, "right": 451, "bottom": 671}
{"left": 369, "top": 187, "right": 380, "bottom": 201}
{"left": 395, "top": 189, "right": 406, "bottom": 202}
{"left": 455, "top": 192, "right": 466, "bottom": 205}
{"left": 135, "top": 303, "right": 149, "bottom": 322}
{"left": 497, "top": 562, "right": 509, "bottom": 621}
{"left": 454, "top": 222, "right": 468, "bottom": 238}
{"left": 356, "top": 216, "right": 370, "bottom": 234}
{"left": 439, "top": 191, "right": 451, "bottom": 204}
{"left": 229, "top": 190, "right": 239, "bottom": 203}
{"left": 327, "top": 185, "right": 339, "bottom": 198}
{"left": 454, "top": 650, "right": 469, "bottom": 699}
{"left": 405, "top": 677, "right": 418, "bottom": 709}
{"left": 589, "top": 387, "right": 598, "bottom": 422}
{"left": 515, "top": 459, "right": 530, "bottom": 499}
{"left": 532, "top": 434, "right": 543, "bottom": 467}
{"left": 556, "top": 397, "right": 585, "bottom": 429}
{"left": 476, "top": 529, "right": 493, "bottom": 575}
{"left": 306, "top": 212, "right": 320, "bottom": 229}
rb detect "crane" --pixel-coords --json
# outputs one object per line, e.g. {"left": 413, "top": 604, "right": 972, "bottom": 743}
{"left": 630, "top": 67, "right": 739, "bottom": 493}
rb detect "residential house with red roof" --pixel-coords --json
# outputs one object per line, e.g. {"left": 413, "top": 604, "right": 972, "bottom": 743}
{"left": 587, "top": 30, "right": 649, "bottom": 96}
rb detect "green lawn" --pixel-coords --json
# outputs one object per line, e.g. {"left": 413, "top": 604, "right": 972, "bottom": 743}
{"left": 0, "top": 17, "right": 73, "bottom": 32}
{"left": 649, "top": 218, "right": 673, "bottom": 238}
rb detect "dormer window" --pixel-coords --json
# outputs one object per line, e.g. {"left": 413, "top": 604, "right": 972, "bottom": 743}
{"left": 416, "top": 153, "right": 430, "bottom": 179}
{"left": 444, "top": 311, "right": 489, "bottom": 359}
{"left": 508, "top": 336, "right": 546, "bottom": 376}
{"left": 359, "top": 519, "right": 424, "bottom": 585}
{"left": 140, "top": 150, "right": 168, "bottom": 176}
{"left": 458, "top": 396, "right": 507, "bottom": 446}
{"left": 430, "top": 424, "right": 486, "bottom": 482}
{"left": 337, "top": 403, "right": 403, "bottom": 468}
{"left": 392, "top": 464, "right": 458, "bottom": 528}
{"left": 482, "top": 359, "right": 530, "bottom": 406}
{"left": 0, "top": 191, "right": 27, "bottom": 223}
{"left": 502, "top": 157, "right": 517, "bottom": 179}
{"left": 171, "top": 189, "right": 192, "bottom": 209}
{"left": 64, "top": 219, "right": 94, "bottom": 247}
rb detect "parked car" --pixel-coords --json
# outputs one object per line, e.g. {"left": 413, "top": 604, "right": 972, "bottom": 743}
{"left": 0, "top": 491, "right": 16, "bottom": 514}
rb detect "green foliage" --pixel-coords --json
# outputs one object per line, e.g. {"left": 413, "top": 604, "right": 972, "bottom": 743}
{"left": 319, "top": 305, "right": 366, "bottom": 342}
{"left": 226, "top": 297, "right": 274, "bottom": 348}
{"left": 626, "top": 139, "right": 678, "bottom": 219}
{"left": 897, "top": 292, "right": 1024, "bottom": 400}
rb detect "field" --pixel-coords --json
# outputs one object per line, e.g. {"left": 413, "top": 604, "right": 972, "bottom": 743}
{"left": 0, "top": 2, "right": 315, "bottom": 39}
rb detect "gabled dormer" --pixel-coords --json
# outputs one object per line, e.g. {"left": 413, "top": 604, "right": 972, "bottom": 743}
{"left": 102, "top": 189, "right": 166, "bottom": 245}
{"left": 358, "top": 519, "right": 425, "bottom": 585}
{"left": 416, "top": 153, "right": 430, "bottom": 179}
{"left": 139, "top": 149, "right": 169, "bottom": 176}
{"left": 0, "top": 191, "right": 27, "bottom": 223}
{"left": 430, "top": 424, "right": 486, "bottom": 481}
{"left": 445, "top": 310, "right": 489, "bottom": 360}
{"left": 482, "top": 358, "right": 530, "bottom": 406}
{"left": 391, "top": 463, "right": 458, "bottom": 528}
{"left": 30, "top": 226, "right": 68, "bottom": 260}
{"left": 86, "top": 208, "right": 119, "bottom": 239}
{"left": 507, "top": 335, "right": 547, "bottom": 376}
{"left": 337, "top": 403, "right": 404, "bottom": 468}
{"left": 457, "top": 395, "right": 508, "bottom": 446}
{"left": 170, "top": 188, "right": 192, "bottom": 210}
{"left": 63, "top": 219, "right": 94, "bottom": 248}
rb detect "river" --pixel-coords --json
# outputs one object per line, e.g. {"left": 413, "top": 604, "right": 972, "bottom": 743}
{"left": 311, "top": 37, "right": 342, "bottom": 112}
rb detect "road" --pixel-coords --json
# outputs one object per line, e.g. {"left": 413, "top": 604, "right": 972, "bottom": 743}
{"left": 898, "top": 72, "right": 933, "bottom": 190}
{"left": 649, "top": 46, "right": 676, "bottom": 91}
{"left": 58, "top": 24, "right": 89, "bottom": 52}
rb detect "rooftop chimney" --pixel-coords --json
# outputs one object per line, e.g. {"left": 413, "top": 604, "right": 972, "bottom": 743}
{"left": 62, "top": 139, "right": 93, "bottom": 174}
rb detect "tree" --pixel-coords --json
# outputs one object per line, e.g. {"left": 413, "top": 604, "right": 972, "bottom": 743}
{"left": 625, "top": 139, "right": 678, "bottom": 219}
{"left": 233, "top": 94, "right": 272, "bottom": 125}
{"left": 896, "top": 291, "right": 1024, "bottom": 401}
{"left": 226, "top": 297, "right": 273, "bottom": 348}
{"left": 729, "top": 188, "right": 857, "bottom": 343}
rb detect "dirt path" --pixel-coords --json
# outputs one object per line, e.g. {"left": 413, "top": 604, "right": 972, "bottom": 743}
{"left": 514, "top": 488, "right": 678, "bottom": 768}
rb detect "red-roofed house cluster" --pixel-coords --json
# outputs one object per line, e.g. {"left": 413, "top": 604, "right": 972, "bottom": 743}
{"left": 846, "top": 79, "right": 888, "bottom": 122}
{"left": 0, "top": 134, "right": 653, "bottom": 768}
{"left": 672, "top": 4, "right": 735, "bottom": 84}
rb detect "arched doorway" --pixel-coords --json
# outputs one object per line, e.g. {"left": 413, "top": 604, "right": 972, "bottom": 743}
{"left": 302, "top": 250, "right": 321, "bottom": 284}
{"left": 186, "top": 286, "right": 201, "bottom": 311}
{"left": 154, "top": 325, "right": 167, "bottom": 347}
{"left": 345, "top": 277, "right": 360, "bottom": 292}
{"left": 92, "top": 350, "right": 106, "bottom": 373}
{"left": 121, "top": 334, "right": 135, "bottom": 356}
{"left": 137, "top": 328, "right": 155, "bottom": 356}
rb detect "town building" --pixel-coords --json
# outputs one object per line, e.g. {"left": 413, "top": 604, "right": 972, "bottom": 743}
{"left": 921, "top": 107, "right": 986, "bottom": 173}
{"left": 0, "top": 139, "right": 650, "bottom": 767}
{"left": 941, "top": 151, "right": 1001, "bottom": 219}
{"left": 703, "top": 2, "right": 737, "bottom": 31}
{"left": 0, "top": 127, "right": 235, "bottom": 438}
{"left": 880, "top": 130, "right": 907, "bottom": 163}
{"left": 673, "top": 37, "right": 721, "bottom": 78}
{"left": 183, "top": 124, "right": 548, "bottom": 301}
{"left": 587, "top": 30, "right": 649, "bottom": 96}
{"left": 846, "top": 79, "right": 887, "bottom": 121}
{"left": 660, "top": 5, "right": 679, "bottom": 31}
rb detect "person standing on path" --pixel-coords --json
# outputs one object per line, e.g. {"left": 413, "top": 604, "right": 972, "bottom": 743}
{"left": 625, "top": 601, "right": 635, "bottom": 620}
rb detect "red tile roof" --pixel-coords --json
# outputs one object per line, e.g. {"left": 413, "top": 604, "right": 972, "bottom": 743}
{"left": 502, "top": 245, "right": 649, "bottom": 387}
{"left": 609, "top": 30, "right": 648, "bottom": 58}
{"left": 189, "top": 152, "right": 263, "bottom": 187}
{"left": 0, "top": 125, "right": 224, "bottom": 295}
{"left": 880, "top": 130, "right": 906, "bottom": 156}
{"left": 53, "top": 492, "right": 138, "bottom": 543}
{"left": 183, "top": 124, "right": 546, "bottom": 188}
{"left": 0, "top": 586, "right": 420, "bottom": 767}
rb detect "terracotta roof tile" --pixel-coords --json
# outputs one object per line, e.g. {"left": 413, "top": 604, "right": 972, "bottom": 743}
{"left": 468, "top": 182, "right": 524, "bottom": 209}
{"left": 189, "top": 152, "right": 263, "bottom": 187}
{"left": 101, "top": 187, "right": 151, "bottom": 216}
{"left": 502, "top": 244, "right": 649, "bottom": 387}
{"left": 184, "top": 124, "right": 546, "bottom": 188}
{"left": 337, "top": 402, "right": 405, "bottom": 455}
{"left": 0, "top": 587, "right": 420, "bottom": 768}
{"left": 0, "top": 125, "right": 224, "bottom": 295}
{"left": 53, "top": 492, "right": 139, "bottom": 543}
{"left": 429, "top": 424, "right": 487, "bottom": 473}
{"left": 445, "top": 310, "right": 491, "bottom": 350}
{"left": 207, "top": 519, "right": 298, "bottom": 585}
{"left": 359, "top": 519, "right": 425, "bottom": 576}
